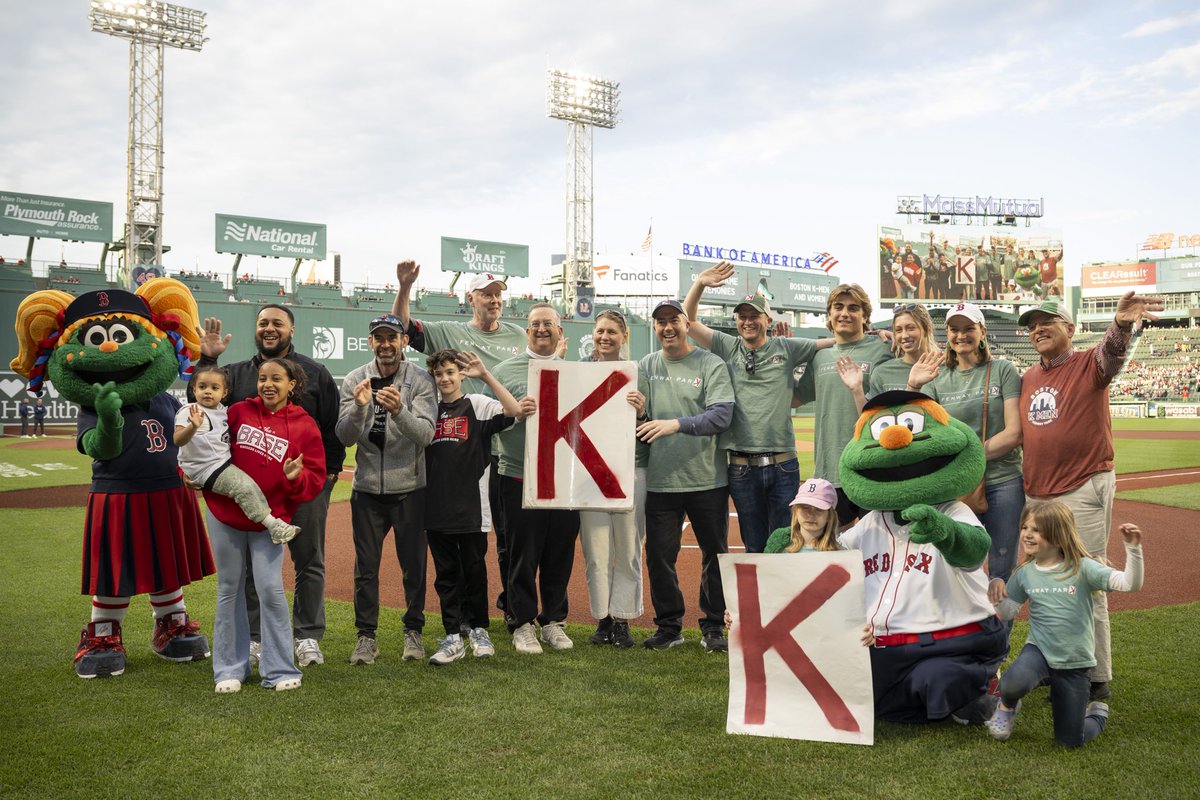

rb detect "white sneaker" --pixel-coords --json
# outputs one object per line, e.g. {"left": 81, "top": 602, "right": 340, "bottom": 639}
{"left": 468, "top": 627, "right": 495, "bottom": 658}
{"left": 402, "top": 629, "right": 425, "bottom": 661}
{"left": 429, "top": 634, "right": 466, "bottom": 666}
{"left": 248, "top": 640, "right": 262, "bottom": 672}
{"left": 273, "top": 677, "right": 302, "bottom": 692}
{"left": 512, "top": 623, "right": 543, "bottom": 654}
{"left": 295, "top": 638, "right": 324, "bottom": 666}
{"left": 540, "top": 622, "right": 574, "bottom": 651}
{"left": 349, "top": 635, "right": 378, "bottom": 666}
{"left": 215, "top": 678, "right": 241, "bottom": 694}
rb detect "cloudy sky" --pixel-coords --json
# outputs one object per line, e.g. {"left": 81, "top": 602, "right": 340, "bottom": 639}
{"left": 2, "top": 0, "right": 1198, "bottom": 305}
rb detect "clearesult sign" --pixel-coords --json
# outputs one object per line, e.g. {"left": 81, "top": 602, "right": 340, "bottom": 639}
{"left": 440, "top": 236, "right": 529, "bottom": 277}
{"left": 215, "top": 213, "right": 326, "bottom": 259}
{"left": 0, "top": 191, "right": 113, "bottom": 243}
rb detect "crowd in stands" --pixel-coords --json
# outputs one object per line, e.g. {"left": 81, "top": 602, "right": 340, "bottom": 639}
{"left": 1109, "top": 357, "right": 1198, "bottom": 400}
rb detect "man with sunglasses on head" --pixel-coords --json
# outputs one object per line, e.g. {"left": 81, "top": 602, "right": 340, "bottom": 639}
{"left": 682, "top": 261, "right": 838, "bottom": 553}
{"left": 392, "top": 260, "right": 527, "bottom": 625}
{"left": 1017, "top": 292, "right": 1162, "bottom": 703}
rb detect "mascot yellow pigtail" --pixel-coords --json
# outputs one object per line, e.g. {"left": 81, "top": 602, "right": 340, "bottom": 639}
{"left": 11, "top": 290, "right": 75, "bottom": 396}
{"left": 136, "top": 277, "right": 202, "bottom": 377}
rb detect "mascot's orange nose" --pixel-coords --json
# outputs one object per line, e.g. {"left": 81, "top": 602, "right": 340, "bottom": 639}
{"left": 879, "top": 424, "right": 913, "bottom": 450}
{"left": 98, "top": 341, "right": 119, "bottom": 353}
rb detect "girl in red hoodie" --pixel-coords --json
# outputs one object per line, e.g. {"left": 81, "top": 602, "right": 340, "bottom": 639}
{"left": 206, "top": 358, "right": 326, "bottom": 693}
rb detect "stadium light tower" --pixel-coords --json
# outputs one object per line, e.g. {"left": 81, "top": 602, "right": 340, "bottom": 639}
{"left": 546, "top": 69, "right": 619, "bottom": 311}
{"left": 90, "top": 0, "right": 208, "bottom": 287}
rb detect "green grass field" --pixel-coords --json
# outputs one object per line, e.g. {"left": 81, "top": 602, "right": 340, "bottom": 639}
{"left": 3, "top": 419, "right": 1199, "bottom": 799}
{"left": 0, "top": 513, "right": 1197, "bottom": 799}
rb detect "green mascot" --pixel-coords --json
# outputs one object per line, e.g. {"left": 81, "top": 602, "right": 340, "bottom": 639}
{"left": 839, "top": 390, "right": 1007, "bottom": 724}
{"left": 11, "top": 279, "right": 215, "bottom": 678}
{"left": 1013, "top": 262, "right": 1043, "bottom": 299}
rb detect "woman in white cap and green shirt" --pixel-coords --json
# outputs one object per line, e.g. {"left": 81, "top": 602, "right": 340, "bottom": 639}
{"left": 908, "top": 302, "right": 1025, "bottom": 593}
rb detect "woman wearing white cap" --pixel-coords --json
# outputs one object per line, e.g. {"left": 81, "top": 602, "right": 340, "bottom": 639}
{"left": 909, "top": 303, "right": 1025, "bottom": 594}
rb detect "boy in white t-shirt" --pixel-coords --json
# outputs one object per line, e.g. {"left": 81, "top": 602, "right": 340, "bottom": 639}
{"left": 173, "top": 365, "right": 299, "bottom": 545}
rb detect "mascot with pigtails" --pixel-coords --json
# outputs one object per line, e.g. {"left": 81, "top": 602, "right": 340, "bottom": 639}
{"left": 11, "top": 279, "right": 215, "bottom": 678}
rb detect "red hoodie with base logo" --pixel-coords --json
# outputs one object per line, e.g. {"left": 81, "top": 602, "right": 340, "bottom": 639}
{"left": 203, "top": 396, "right": 326, "bottom": 531}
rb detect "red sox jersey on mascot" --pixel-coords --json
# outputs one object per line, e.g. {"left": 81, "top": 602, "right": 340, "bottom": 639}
{"left": 11, "top": 279, "right": 215, "bottom": 678}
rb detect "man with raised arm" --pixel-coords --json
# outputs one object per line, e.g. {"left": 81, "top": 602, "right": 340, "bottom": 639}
{"left": 682, "top": 260, "right": 830, "bottom": 553}
{"left": 392, "top": 260, "right": 526, "bottom": 619}
{"left": 1018, "top": 291, "right": 1163, "bottom": 703}
{"left": 793, "top": 283, "right": 894, "bottom": 526}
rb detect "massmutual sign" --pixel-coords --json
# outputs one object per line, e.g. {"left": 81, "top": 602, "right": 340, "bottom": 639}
{"left": 897, "top": 194, "right": 1045, "bottom": 218}
{"left": 440, "top": 236, "right": 530, "bottom": 277}
{"left": 215, "top": 213, "right": 326, "bottom": 259}
{"left": 0, "top": 191, "right": 113, "bottom": 243}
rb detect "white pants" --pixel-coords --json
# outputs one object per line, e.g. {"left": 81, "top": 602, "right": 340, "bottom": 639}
{"left": 578, "top": 468, "right": 646, "bottom": 621}
{"left": 1028, "top": 470, "right": 1115, "bottom": 682}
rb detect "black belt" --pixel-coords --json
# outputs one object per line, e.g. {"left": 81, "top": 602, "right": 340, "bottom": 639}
{"left": 728, "top": 451, "right": 795, "bottom": 467}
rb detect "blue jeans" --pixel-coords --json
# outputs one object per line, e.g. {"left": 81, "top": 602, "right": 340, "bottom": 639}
{"left": 727, "top": 458, "right": 800, "bottom": 553}
{"left": 978, "top": 474, "right": 1025, "bottom": 583}
{"left": 208, "top": 511, "right": 301, "bottom": 689}
{"left": 1001, "top": 644, "right": 1107, "bottom": 748}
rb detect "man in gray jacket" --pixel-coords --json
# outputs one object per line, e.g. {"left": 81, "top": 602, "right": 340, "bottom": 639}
{"left": 336, "top": 314, "right": 437, "bottom": 665}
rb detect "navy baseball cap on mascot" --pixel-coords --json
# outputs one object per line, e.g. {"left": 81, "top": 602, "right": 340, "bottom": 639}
{"left": 838, "top": 390, "right": 1008, "bottom": 725}
{"left": 11, "top": 278, "right": 215, "bottom": 679}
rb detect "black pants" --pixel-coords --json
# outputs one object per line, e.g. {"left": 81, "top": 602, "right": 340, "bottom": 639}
{"left": 499, "top": 476, "right": 578, "bottom": 630}
{"left": 644, "top": 487, "right": 729, "bottom": 636}
{"left": 427, "top": 530, "right": 490, "bottom": 635}
{"left": 349, "top": 489, "right": 427, "bottom": 637}
{"left": 488, "top": 456, "right": 510, "bottom": 615}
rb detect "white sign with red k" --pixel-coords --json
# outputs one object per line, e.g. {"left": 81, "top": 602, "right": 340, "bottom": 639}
{"left": 522, "top": 360, "right": 637, "bottom": 511}
{"left": 720, "top": 551, "right": 874, "bottom": 746}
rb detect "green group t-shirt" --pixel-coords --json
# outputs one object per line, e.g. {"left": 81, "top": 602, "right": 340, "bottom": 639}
{"left": 491, "top": 353, "right": 535, "bottom": 479}
{"left": 868, "top": 357, "right": 916, "bottom": 394}
{"left": 639, "top": 347, "right": 735, "bottom": 492}
{"left": 415, "top": 319, "right": 526, "bottom": 396}
{"left": 1006, "top": 558, "right": 1114, "bottom": 669}
{"left": 708, "top": 331, "right": 817, "bottom": 453}
{"left": 802, "top": 335, "right": 894, "bottom": 486}
{"left": 926, "top": 358, "right": 1023, "bottom": 484}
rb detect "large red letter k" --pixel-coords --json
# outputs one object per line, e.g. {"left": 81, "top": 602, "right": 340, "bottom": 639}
{"left": 735, "top": 562, "right": 859, "bottom": 732}
{"left": 536, "top": 368, "right": 630, "bottom": 500}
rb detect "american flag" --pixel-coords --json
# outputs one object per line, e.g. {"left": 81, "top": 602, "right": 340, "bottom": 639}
{"left": 813, "top": 252, "right": 839, "bottom": 272}
{"left": 641, "top": 225, "right": 653, "bottom": 253}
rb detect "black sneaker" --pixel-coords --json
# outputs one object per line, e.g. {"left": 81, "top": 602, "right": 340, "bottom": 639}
{"left": 701, "top": 630, "right": 728, "bottom": 653}
{"left": 589, "top": 616, "right": 614, "bottom": 645}
{"left": 643, "top": 629, "right": 685, "bottom": 650}
{"left": 610, "top": 620, "right": 635, "bottom": 649}
{"left": 1089, "top": 681, "right": 1112, "bottom": 701}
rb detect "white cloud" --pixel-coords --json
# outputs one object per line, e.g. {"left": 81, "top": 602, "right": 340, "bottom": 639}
{"left": 1122, "top": 10, "right": 1200, "bottom": 38}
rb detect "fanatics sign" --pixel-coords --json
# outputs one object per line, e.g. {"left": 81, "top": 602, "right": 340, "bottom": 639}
{"left": 523, "top": 361, "right": 636, "bottom": 511}
{"left": 720, "top": 552, "right": 874, "bottom": 746}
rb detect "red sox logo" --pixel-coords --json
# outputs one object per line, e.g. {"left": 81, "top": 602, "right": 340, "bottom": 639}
{"left": 141, "top": 419, "right": 167, "bottom": 453}
{"left": 97, "top": 291, "right": 110, "bottom": 308}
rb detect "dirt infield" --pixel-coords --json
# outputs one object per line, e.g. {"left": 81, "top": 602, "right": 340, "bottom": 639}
{"left": 5, "top": 442, "right": 1196, "bottom": 626}
{"left": 315, "top": 469, "right": 1200, "bottom": 629}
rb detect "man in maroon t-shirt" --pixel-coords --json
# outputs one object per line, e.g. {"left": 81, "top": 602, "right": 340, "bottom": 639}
{"left": 1018, "top": 292, "right": 1162, "bottom": 702}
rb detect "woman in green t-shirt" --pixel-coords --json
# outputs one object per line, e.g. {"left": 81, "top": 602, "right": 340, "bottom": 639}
{"left": 910, "top": 303, "right": 1025, "bottom": 589}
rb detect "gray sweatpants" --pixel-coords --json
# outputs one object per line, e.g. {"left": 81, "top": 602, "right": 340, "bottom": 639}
{"left": 210, "top": 464, "right": 272, "bottom": 523}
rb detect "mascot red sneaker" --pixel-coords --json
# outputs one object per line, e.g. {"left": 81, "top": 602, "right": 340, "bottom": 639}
{"left": 839, "top": 390, "right": 1007, "bottom": 725}
{"left": 11, "top": 278, "right": 215, "bottom": 678}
